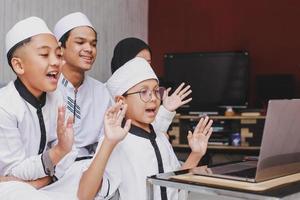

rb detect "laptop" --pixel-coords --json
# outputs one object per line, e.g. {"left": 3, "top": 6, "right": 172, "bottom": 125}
{"left": 192, "top": 99, "right": 300, "bottom": 183}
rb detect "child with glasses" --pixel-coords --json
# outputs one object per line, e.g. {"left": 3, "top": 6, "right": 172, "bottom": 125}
{"left": 111, "top": 37, "right": 193, "bottom": 140}
{"left": 77, "top": 57, "right": 213, "bottom": 200}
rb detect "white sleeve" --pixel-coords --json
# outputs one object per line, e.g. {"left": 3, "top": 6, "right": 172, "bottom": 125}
{"left": 93, "top": 138, "right": 122, "bottom": 200}
{"left": 152, "top": 105, "right": 176, "bottom": 134}
{"left": 46, "top": 133, "right": 78, "bottom": 180}
{"left": 54, "top": 147, "right": 78, "bottom": 179}
{"left": 0, "top": 109, "right": 46, "bottom": 180}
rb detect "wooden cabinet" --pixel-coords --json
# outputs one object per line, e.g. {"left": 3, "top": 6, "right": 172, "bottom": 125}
{"left": 169, "top": 114, "right": 266, "bottom": 165}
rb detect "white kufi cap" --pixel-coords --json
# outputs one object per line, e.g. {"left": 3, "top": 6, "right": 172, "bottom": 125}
{"left": 54, "top": 12, "right": 94, "bottom": 41}
{"left": 106, "top": 57, "right": 158, "bottom": 98}
{"left": 5, "top": 16, "right": 53, "bottom": 54}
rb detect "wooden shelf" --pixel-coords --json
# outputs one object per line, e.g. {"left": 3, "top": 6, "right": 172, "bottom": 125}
{"left": 177, "top": 115, "right": 266, "bottom": 120}
{"left": 173, "top": 144, "right": 260, "bottom": 151}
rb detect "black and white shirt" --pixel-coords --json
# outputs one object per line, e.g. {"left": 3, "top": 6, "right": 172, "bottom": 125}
{"left": 59, "top": 74, "right": 112, "bottom": 157}
{"left": 0, "top": 79, "right": 75, "bottom": 180}
{"left": 93, "top": 121, "right": 181, "bottom": 200}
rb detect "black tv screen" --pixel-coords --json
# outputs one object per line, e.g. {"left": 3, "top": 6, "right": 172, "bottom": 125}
{"left": 163, "top": 51, "right": 249, "bottom": 113}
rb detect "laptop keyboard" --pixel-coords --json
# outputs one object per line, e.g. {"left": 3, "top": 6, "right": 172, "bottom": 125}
{"left": 223, "top": 167, "right": 257, "bottom": 179}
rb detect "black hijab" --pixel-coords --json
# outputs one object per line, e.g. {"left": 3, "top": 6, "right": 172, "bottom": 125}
{"left": 111, "top": 37, "right": 151, "bottom": 73}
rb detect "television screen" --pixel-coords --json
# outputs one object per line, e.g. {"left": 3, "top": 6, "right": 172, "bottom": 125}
{"left": 162, "top": 51, "right": 249, "bottom": 113}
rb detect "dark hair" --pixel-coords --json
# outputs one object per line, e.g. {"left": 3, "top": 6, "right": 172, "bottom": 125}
{"left": 111, "top": 37, "right": 151, "bottom": 74}
{"left": 7, "top": 37, "right": 31, "bottom": 68}
{"left": 59, "top": 27, "right": 97, "bottom": 48}
{"left": 59, "top": 30, "right": 71, "bottom": 48}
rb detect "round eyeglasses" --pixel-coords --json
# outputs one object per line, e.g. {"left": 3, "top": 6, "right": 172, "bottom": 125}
{"left": 123, "top": 87, "right": 166, "bottom": 103}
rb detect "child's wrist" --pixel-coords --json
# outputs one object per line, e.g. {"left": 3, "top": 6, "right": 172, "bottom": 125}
{"left": 103, "top": 137, "right": 119, "bottom": 147}
{"left": 162, "top": 103, "right": 174, "bottom": 112}
{"left": 190, "top": 151, "right": 203, "bottom": 159}
{"left": 49, "top": 145, "right": 68, "bottom": 165}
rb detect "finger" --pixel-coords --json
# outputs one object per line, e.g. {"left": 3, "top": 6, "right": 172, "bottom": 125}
{"left": 105, "top": 105, "right": 114, "bottom": 117}
{"left": 110, "top": 101, "right": 122, "bottom": 120}
{"left": 202, "top": 119, "right": 213, "bottom": 135}
{"left": 181, "top": 98, "right": 193, "bottom": 105}
{"left": 198, "top": 116, "right": 209, "bottom": 133}
{"left": 205, "top": 128, "right": 213, "bottom": 141}
{"left": 173, "top": 82, "right": 185, "bottom": 95}
{"left": 117, "top": 104, "right": 128, "bottom": 125}
{"left": 194, "top": 117, "right": 204, "bottom": 134}
{"left": 123, "top": 119, "right": 131, "bottom": 133}
{"left": 163, "top": 88, "right": 171, "bottom": 100}
{"left": 113, "top": 102, "right": 122, "bottom": 119}
{"left": 180, "top": 89, "right": 192, "bottom": 100}
{"left": 116, "top": 102, "right": 124, "bottom": 118}
{"left": 178, "top": 85, "right": 191, "bottom": 96}
{"left": 57, "top": 106, "right": 65, "bottom": 135}
{"left": 66, "top": 116, "right": 74, "bottom": 128}
{"left": 105, "top": 104, "right": 116, "bottom": 120}
{"left": 65, "top": 116, "right": 74, "bottom": 135}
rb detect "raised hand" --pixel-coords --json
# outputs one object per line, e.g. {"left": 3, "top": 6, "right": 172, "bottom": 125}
{"left": 56, "top": 106, "right": 74, "bottom": 155}
{"left": 187, "top": 116, "right": 213, "bottom": 157}
{"left": 162, "top": 82, "right": 192, "bottom": 112}
{"left": 104, "top": 101, "right": 131, "bottom": 145}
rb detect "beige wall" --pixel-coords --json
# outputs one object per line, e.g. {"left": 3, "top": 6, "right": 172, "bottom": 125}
{"left": 0, "top": 0, "right": 148, "bottom": 83}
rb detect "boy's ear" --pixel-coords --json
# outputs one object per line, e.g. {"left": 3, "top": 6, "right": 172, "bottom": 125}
{"left": 115, "top": 95, "right": 125, "bottom": 103}
{"left": 11, "top": 57, "right": 25, "bottom": 75}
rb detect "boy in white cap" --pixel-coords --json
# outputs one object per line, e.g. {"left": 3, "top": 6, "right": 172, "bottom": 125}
{"left": 53, "top": 12, "right": 111, "bottom": 161}
{"left": 78, "top": 57, "right": 213, "bottom": 200}
{"left": 0, "top": 17, "right": 76, "bottom": 199}
{"left": 53, "top": 12, "right": 192, "bottom": 162}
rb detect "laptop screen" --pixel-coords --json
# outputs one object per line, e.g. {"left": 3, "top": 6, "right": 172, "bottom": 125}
{"left": 191, "top": 99, "right": 300, "bottom": 183}
{"left": 256, "top": 99, "right": 300, "bottom": 181}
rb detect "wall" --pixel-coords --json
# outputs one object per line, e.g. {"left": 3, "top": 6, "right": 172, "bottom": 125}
{"left": 0, "top": 0, "right": 148, "bottom": 84}
{"left": 149, "top": 0, "right": 300, "bottom": 106}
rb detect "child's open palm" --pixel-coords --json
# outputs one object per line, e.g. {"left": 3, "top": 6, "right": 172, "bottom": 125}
{"left": 56, "top": 106, "right": 74, "bottom": 154}
{"left": 162, "top": 83, "right": 192, "bottom": 112}
{"left": 104, "top": 101, "right": 131, "bottom": 143}
{"left": 187, "top": 116, "right": 213, "bottom": 156}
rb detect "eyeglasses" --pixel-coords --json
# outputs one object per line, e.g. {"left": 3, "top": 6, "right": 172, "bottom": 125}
{"left": 124, "top": 87, "right": 166, "bottom": 103}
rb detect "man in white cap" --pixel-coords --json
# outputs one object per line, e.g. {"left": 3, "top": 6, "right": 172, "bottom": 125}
{"left": 0, "top": 16, "right": 76, "bottom": 199}
{"left": 78, "top": 57, "right": 213, "bottom": 200}
{"left": 53, "top": 11, "right": 111, "bottom": 162}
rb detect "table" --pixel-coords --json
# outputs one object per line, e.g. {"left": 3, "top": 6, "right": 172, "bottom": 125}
{"left": 147, "top": 168, "right": 300, "bottom": 200}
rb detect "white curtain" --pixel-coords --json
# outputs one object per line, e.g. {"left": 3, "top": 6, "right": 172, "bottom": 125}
{"left": 0, "top": 0, "right": 148, "bottom": 83}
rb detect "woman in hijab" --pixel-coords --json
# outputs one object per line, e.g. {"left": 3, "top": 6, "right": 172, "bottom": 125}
{"left": 111, "top": 37, "right": 152, "bottom": 73}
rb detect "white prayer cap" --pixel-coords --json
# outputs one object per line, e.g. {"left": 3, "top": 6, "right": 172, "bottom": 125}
{"left": 53, "top": 12, "right": 94, "bottom": 41}
{"left": 5, "top": 16, "right": 53, "bottom": 54}
{"left": 106, "top": 57, "right": 158, "bottom": 98}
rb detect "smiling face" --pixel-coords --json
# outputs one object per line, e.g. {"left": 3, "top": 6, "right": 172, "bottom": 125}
{"left": 11, "top": 33, "right": 62, "bottom": 98}
{"left": 121, "top": 79, "right": 161, "bottom": 131}
{"left": 62, "top": 26, "right": 97, "bottom": 73}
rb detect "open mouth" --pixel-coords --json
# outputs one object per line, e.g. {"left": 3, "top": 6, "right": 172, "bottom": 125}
{"left": 145, "top": 108, "right": 157, "bottom": 115}
{"left": 46, "top": 71, "right": 59, "bottom": 80}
